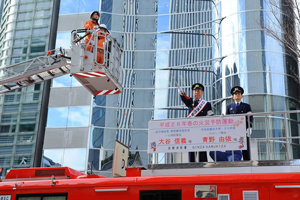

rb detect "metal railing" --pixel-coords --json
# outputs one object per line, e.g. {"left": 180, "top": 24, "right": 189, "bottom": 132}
{"left": 149, "top": 110, "right": 300, "bottom": 165}
{"left": 70, "top": 28, "right": 123, "bottom": 84}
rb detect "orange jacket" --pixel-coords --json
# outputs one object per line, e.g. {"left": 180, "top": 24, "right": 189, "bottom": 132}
{"left": 84, "top": 20, "right": 99, "bottom": 45}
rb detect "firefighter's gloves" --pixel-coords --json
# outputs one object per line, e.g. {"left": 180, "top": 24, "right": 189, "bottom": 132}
{"left": 207, "top": 110, "right": 214, "bottom": 116}
{"left": 178, "top": 88, "right": 183, "bottom": 95}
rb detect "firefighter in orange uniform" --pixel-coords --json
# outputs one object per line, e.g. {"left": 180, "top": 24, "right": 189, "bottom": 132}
{"left": 83, "top": 11, "right": 110, "bottom": 65}
{"left": 96, "top": 24, "right": 110, "bottom": 65}
{"left": 84, "top": 11, "right": 100, "bottom": 52}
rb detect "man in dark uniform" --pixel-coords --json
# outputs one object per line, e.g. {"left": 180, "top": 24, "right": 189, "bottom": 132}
{"left": 210, "top": 86, "right": 253, "bottom": 161}
{"left": 179, "top": 83, "right": 213, "bottom": 162}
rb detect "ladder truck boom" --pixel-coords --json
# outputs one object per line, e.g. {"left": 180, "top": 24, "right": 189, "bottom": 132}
{"left": 0, "top": 28, "right": 123, "bottom": 96}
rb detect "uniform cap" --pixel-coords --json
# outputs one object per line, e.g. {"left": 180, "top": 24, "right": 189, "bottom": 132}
{"left": 192, "top": 83, "right": 204, "bottom": 91}
{"left": 231, "top": 86, "right": 244, "bottom": 95}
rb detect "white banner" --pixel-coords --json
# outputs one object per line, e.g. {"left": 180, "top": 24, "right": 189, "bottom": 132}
{"left": 148, "top": 115, "right": 247, "bottom": 153}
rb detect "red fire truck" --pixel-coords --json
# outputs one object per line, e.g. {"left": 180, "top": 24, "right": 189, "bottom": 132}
{"left": 0, "top": 164, "right": 300, "bottom": 200}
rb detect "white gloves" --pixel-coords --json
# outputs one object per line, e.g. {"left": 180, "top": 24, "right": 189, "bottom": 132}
{"left": 207, "top": 110, "right": 214, "bottom": 116}
{"left": 246, "top": 128, "right": 252, "bottom": 137}
{"left": 178, "top": 89, "right": 183, "bottom": 95}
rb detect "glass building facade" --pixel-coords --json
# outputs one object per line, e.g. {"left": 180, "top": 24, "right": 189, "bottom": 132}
{"left": 166, "top": 0, "right": 213, "bottom": 119}
{"left": 43, "top": 0, "right": 300, "bottom": 176}
{"left": 0, "top": 0, "right": 54, "bottom": 175}
{"left": 213, "top": 0, "right": 300, "bottom": 160}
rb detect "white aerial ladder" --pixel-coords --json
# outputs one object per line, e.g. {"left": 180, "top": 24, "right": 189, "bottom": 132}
{"left": 0, "top": 27, "right": 123, "bottom": 96}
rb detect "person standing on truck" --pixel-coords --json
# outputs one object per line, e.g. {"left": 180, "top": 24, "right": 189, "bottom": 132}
{"left": 179, "top": 83, "right": 214, "bottom": 162}
{"left": 209, "top": 86, "right": 253, "bottom": 161}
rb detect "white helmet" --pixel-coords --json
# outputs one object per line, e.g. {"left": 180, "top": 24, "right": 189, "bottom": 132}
{"left": 99, "top": 24, "right": 107, "bottom": 30}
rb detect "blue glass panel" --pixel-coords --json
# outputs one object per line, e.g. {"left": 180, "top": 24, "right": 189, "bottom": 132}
{"left": 63, "top": 148, "right": 87, "bottom": 170}
{"left": 158, "top": 0, "right": 171, "bottom": 14}
{"left": 44, "top": 148, "right": 87, "bottom": 171}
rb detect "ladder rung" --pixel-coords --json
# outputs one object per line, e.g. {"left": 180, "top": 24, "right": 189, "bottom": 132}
{"left": 37, "top": 75, "right": 44, "bottom": 80}
{"left": 26, "top": 77, "right": 35, "bottom": 83}
{"left": 3, "top": 85, "right": 11, "bottom": 90}
{"left": 58, "top": 67, "right": 67, "bottom": 74}
{"left": 47, "top": 71, "right": 55, "bottom": 76}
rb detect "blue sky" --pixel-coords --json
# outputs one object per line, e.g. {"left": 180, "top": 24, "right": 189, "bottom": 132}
{"left": 59, "top": 0, "right": 99, "bottom": 15}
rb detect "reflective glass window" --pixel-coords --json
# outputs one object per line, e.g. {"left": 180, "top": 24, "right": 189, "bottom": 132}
{"left": 4, "top": 94, "right": 21, "bottom": 103}
{"left": 3, "top": 105, "right": 19, "bottom": 113}
{"left": 23, "top": 92, "right": 40, "bottom": 102}
{"left": 32, "top": 36, "right": 47, "bottom": 44}
{"left": 47, "top": 106, "right": 90, "bottom": 127}
{"left": 22, "top": 103, "right": 38, "bottom": 112}
{"left": 289, "top": 139, "right": 300, "bottom": 159}
{"left": 1, "top": 114, "right": 18, "bottom": 123}
{"left": 19, "top": 124, "right": 35, "bottom": 132}
{"left": 36, "top": 2, "right": 51, "bottom": 8}
{"left": 19, "top": 3, "right": 34, "bottom": 11}
{"left": 52, "top": 75, "right": 71, "bottom": 87}
{"left": 265, "top": 95, "right": 286, "bottom": 112}
{"left": 157, "top": 0, "right": 171, "bottom": 14}
{"left": 20, "top": 0, "right": 34, "bottom": 2}
{"left": 92, "top": 107, "right": 105, "bottom": 127}
{"left": 67, "top": 106, "right": 90, "bottom": 127}
{"left": 14, "top": 38, "right": 29, "bottom": 46}
{"left": 88, "top": 149, "right": 99, "bottom": 170}
{"left": 268, "top": 139, "right": 288, "bottom": 160}
{"left": 33, "top": 28, "right": 48, "bottom": 35}
{"left": 18, "top": 12, "right": 33, "bottom": 19}
{"left": 20, "top": 113, "right": 37, "bottom": 122}
{"left": 30, "top": 45, "right": 45, "bottom": 53}
{"left": 47, "top": 107, "right": 68, "bottom": 127}
{"left": 35, "top": 9, "right": 50, "bottom": 17}
{"left": 16, "top": 145, "right": 33, "bottom": 154}
{"left": 34, "top": 19, "right": 49, "bottom": 26}
{"left": 12, "top": 48, "right": 22, "bottom": 55}
{"left": 15, "top": 29, "right": 30, "bottom": 37}
{"left": 43, "top": 148, "right": 86, "bottom": 171}
{"left": 90, "top": 127, "right": 104, "bottom": 148}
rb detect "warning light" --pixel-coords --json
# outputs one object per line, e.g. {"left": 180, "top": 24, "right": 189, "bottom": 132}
{"left": 126, "top": 73, "right": 128, "bottom": 76}
{"left": 205, "top": 71, "right": 207, "bottom": 73}
{"left": 124, "top": 113, "right": 126, "bottom": 115}
{"left": 47, "top": 51, "right": 51, "bottom": 54}
{"left": 204, "top": 33, "right": 207, "bottom": 35}
{"left": 128, "top": 37, "right": 131, "bottom": 39}
{"left": 130, "top": 2, "right": 132, "bottom": 4}
{"left": 84, "top": 55, "right": 88, "bottom": 59}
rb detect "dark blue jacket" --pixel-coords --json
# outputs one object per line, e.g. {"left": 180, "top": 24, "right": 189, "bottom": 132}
{"left": 226, "top": 102, "right": 253, "bottom": 128}
{"left": 180, "top": 94, "right": 212, "bottom": 116}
